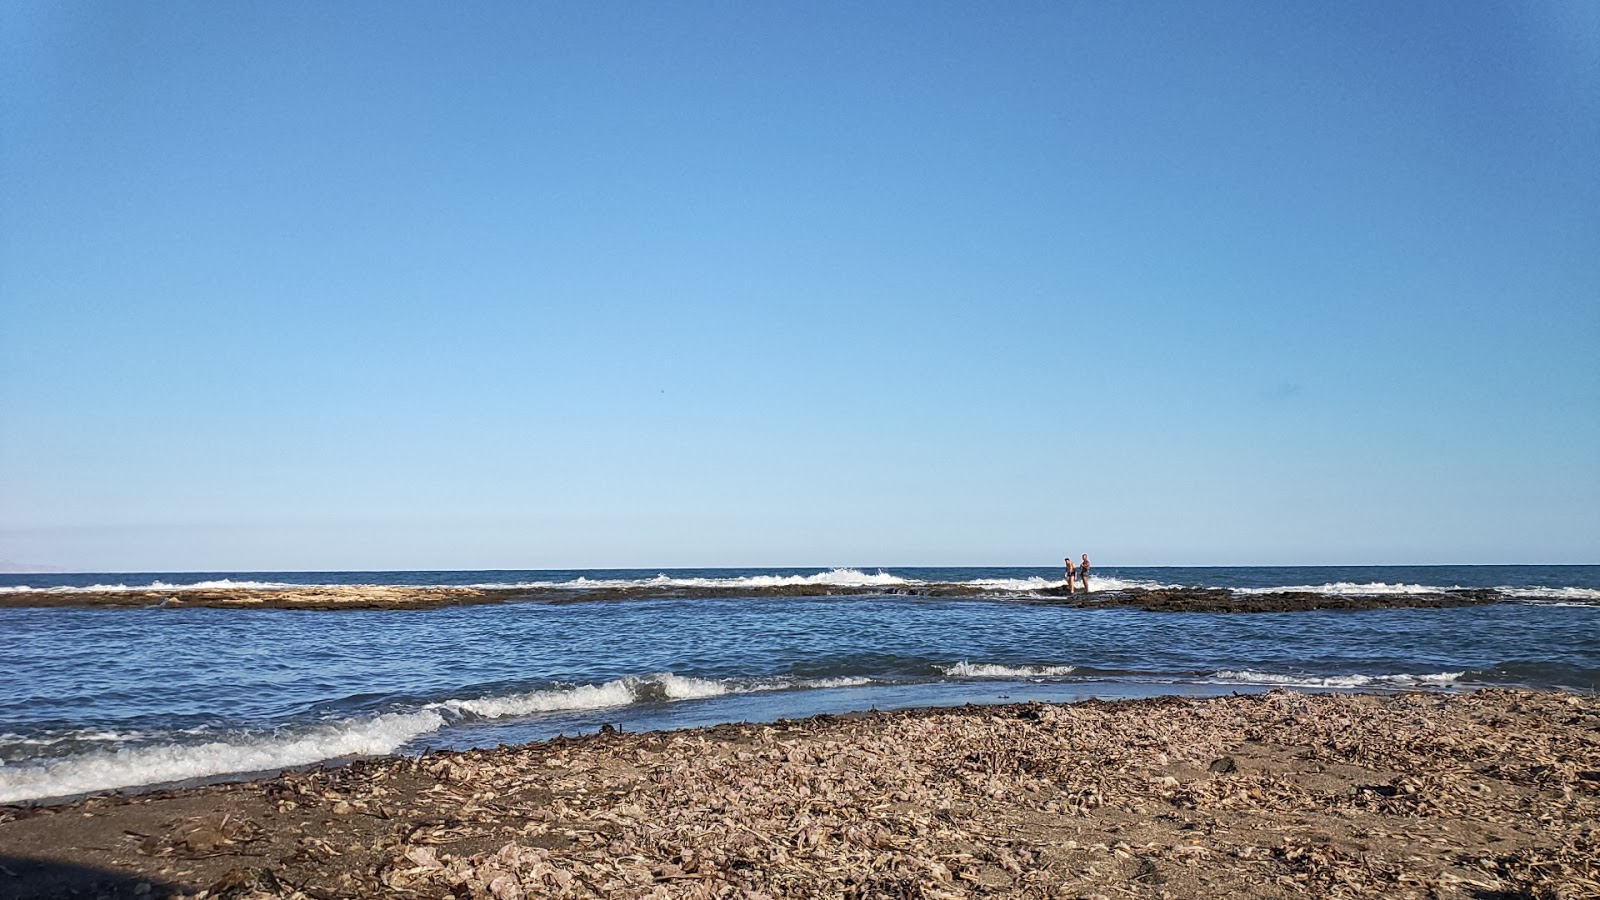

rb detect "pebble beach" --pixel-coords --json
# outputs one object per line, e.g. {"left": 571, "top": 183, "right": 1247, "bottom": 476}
{"left": 3, "top": 688, "right": 1596, "bottom": 899}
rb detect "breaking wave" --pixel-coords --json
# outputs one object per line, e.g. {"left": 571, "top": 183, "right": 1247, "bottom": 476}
{"left": 437, "top": 673, "right": 766, "bottom": 718}
{"left": 939, "top": 662, "right": 1077, "bottom": 678}
{"left": 1501, "top": 586, "right": 1600, "bottom": 606}
{"left": 0, "top": 710, "right": 445, "bottom": 804}
{"left": 964, "top": 575, "right": 1174, "bottom": 593}
{"left": 1232, "top": 582, "right": 1449, "bottom": 597}
{"left": 477, "top": 568, "right": 911, "bottom": 591}
{"left": 1206, "top": 670, "right": 1463, "bottom": 689}
{"left": 0, "top": 578, "right": 303, "bottom": 594}
{"left": 0, "top": 673, "right": 879, "bottom": 803}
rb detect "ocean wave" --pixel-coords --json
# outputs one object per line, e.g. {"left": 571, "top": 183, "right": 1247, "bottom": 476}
{"left": 1207, "top": 670, "right": 1462, "bottom": 689}
{"left": 0, "top": 578, "right": 308, "bottom": 594}
{"left": 475, "top": 568, "right": 913, "bottom": 591}
{"left": 0, "top": 673, "right": 889, "bottom": 802}
{"left": 0, "top": 729, "right": 145, "bottom": 747}
{"left": 0, "top": 710, "right": 445, "bottom": 804}
{"left": 1080, "top": 576, "right": 1181, "bottom": 592}
{"left": 441, "top": 674, "right": 740, "bottom": 717}
{"left": 1501, "top": 586, "right": 1600, "bottom": 605}
{"left": 0, "top": 570, "right": 915, "bottom": 595}
{"left": 437, "top": 672, "right": 877, "bottom": 720}
{"left": 961, "top": 575, "right": 1174, "bottom": 593}
{"left": 1232, "top": 582, "right": 1453, "bottom": 597}
{"left": 440, "top": 680, "right": 641, "bottom": 718}
{"left": 961, "top": 576, "right": 1060, "bottom": 592}
{"left": 1464, "top": 661, "right": 1600, "bottom": 690}
{"left": 0, "top": 729, "right": 153, "bottom": 765}
{"left": 938, "top": 662, "right": 1077, "bottom": 678}
{"left": 800, "top": 676, "right": 873, "bottom": 689}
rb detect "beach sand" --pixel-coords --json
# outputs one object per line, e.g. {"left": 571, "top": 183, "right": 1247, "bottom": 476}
{"left": 3, "top": 689, "right": 1595, "bottom": 899}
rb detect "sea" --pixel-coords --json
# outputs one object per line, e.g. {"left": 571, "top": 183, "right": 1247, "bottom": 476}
{"left": 1, "top": 565, "right": 1596, "bottom": 805}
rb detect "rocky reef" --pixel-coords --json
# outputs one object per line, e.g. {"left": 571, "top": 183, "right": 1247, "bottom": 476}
{"left": 1032, "top": 586, "right": 1501, "bottom": 613}
{"left": 0, "top": 583, "right": 1508, "bottom": 613}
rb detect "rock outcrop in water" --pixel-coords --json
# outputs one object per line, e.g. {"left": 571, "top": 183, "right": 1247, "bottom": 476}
{"left": 1034, "top": 586, "right": 1501, "bottom": 612}
{"left": 0, "top": 583, "right": 1507, "bottom": 612}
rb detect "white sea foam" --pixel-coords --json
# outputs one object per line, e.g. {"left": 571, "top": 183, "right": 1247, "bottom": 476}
{"left": 1208, "top": 670, "right": 1463, "bottom": 689}
{"left": 437, "top": 672, "right": 869, "bottom": 720}
{"left": 655, "top": 673, "right": 737, "bottom": 700}
{"left": 438, "top": 675, "right": 726, "bottom": 719}
{"left": 0, "top": 571, "right": 911, "bottom": 595}
{"left": 0, "top": 579, "right": 308, "bottom": 594}
{"left": 472, "top": 571, "right": 1181, "bottom": 595}
{"left": 0, "top": 729, "right": 145, "bottom": 748}
{"left": 0, "top": 710, "right": 446, "bottom": 804}
{"left": 1080, "top": 576, "right": 1179, "bottom": 592}
{"left": 965, "top": 576, "right": 1061, "bottom": 592}
{"left": 1502, "top": 586, "right": 1600, "bottom": 605}
{"left": 0, "top": 671, "right": 887, "bottom": 803}
{"left": 939, "top": 662, "right": 1077, "bottom": 678}
{"left": 482, "top": 568, "right": 913, "bottom": 591}
{"left": 1232, "top": 581, "right": 1450, "bottom": 597}
{"left": 442, "top": 681, "right": 640, "bottom": 718}
{"left": 961, "top": 575, "right": 1175, "bottom": 594}
{"left": 798, "top": 676, "right": 874, "bottom": 689}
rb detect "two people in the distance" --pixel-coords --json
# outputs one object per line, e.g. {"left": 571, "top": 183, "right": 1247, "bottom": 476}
{"left": 1064, "top": 554, "right": 1091, "bottom": 593}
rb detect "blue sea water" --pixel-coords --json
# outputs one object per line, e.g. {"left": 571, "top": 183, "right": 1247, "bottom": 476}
{"left": 1, "top": 565, "right": 1595, "bottom": 804}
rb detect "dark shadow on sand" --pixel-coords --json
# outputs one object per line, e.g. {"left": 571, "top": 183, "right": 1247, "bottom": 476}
{"left": 0, "top": 854, "right": 182, "bottom": 899}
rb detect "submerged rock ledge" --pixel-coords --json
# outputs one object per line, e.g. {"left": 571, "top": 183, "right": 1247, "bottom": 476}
{"left": 1, "top": 689, "right": 1594, "bottom": 899}
{"left": 1032, "top": 586, "right": 1501, "bottom": 612}
{"left": 0, "top": 583, "right": 1505, "bottom": 612}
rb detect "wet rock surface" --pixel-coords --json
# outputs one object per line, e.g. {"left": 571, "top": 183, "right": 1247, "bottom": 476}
{"left": 1035, "top": 587, "right": 1501, "bottom": 612}
{"left": 2, "top": 689, "right": 1595, "bottom": 899}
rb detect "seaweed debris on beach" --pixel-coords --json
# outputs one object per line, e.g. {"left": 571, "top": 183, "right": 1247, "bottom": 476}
{"left": 2, "top": 689, "right": 1595, "bottom": 899}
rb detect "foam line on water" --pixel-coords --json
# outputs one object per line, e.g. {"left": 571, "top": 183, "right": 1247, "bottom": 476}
{"left": 0, "top": 579, "right": 306, "bottom": 594}
{"left": 1503, "top": 586, "right": 1600, "bottom": 605}
{"left": 441, "top": 680, "right": 639, "bottom": 718}
{"left": 939, "top": 662, "right": 1077, "bottom": 678}
{"left": 436, "top": 673, "right": 878, "bottom": 720}
{"left": 800, "top": 676, "right": 873, "bottom": 689}
{"left": 0, "top": 710, "right": 445, "bottom": 804}
{"left": 477, "top": 568, "right": 913, "bottom": 591}
{"left": 1206, "top": 670, "right": 1463, "bottom": 689}
{"left": 1232, "top": 582, "right": 1451, "bottom": 597}
{"left": 0, "top": 673, "right": 889, "bottom": 802}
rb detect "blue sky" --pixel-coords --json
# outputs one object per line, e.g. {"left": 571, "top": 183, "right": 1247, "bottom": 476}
{"left": 2, "top": 2, "right": 1596, "bottom": 571}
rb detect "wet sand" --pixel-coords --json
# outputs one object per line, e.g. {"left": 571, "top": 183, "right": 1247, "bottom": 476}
{"left": 0, "top": 584, "right": 1501, "bottom": 612}
{"left": 2, "top": 689, "right": 1595, "bottom": 899}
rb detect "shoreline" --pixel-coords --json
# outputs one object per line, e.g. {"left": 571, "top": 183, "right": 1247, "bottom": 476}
{"left": 2, "top": 689, "right": 1594, "bottom": 898}
{"left": 0, "top": 584, "right": 1504, "bottom": 612}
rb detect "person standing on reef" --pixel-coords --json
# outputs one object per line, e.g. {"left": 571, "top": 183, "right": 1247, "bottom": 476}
{"left": 1079, "top": 554, "right": 1091, "bottom": 592}
{"left": 1064, "top": 557, "right": 1077, "bottom": 594}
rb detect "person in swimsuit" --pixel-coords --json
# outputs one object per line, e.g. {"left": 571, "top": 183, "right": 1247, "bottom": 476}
{"left": 1064, "top": 557, "right": 1077, "bottom": 594}
{"left": 1079, "top": 554, "right": 1091, "bottom": 592}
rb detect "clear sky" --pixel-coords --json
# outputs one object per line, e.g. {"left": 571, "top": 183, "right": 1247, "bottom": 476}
{"left": 2, "top": 2, "right": 1596, "bottom": 571}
